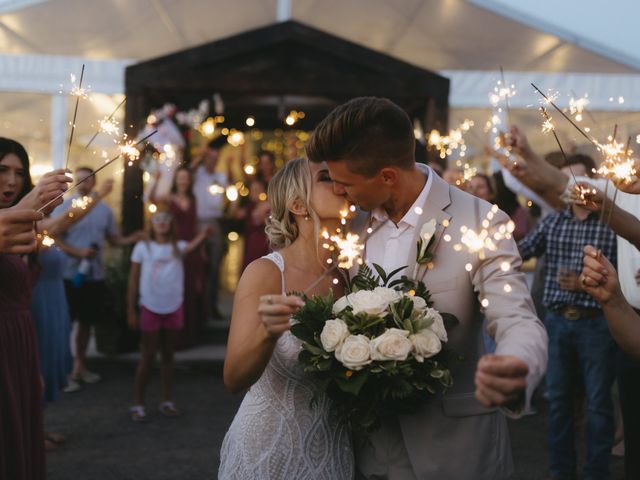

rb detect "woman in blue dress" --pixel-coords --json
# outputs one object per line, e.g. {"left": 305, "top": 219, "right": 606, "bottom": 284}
{"left": 31, "top": 179, "right": 114, "bottom": 449}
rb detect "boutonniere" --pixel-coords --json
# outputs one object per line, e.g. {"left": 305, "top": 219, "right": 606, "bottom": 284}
{"left": 416, "top": 218, "right": 437, "bottom": 265}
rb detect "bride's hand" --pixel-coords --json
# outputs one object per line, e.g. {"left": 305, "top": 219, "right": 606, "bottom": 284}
{"left": 258, "top": 294, "right": 305, "bottom": 339}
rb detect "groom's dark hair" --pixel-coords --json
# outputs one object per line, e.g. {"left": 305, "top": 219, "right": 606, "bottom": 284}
{"left": 306, "top": 97, "right": 415, "bottom": 177}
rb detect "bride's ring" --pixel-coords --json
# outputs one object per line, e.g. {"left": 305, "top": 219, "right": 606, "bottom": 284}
{"left": 580, "top": 275, "right": 587, "bottom": 286}
{"left": 266, "top": 295, "right": 274, "bottom": 305}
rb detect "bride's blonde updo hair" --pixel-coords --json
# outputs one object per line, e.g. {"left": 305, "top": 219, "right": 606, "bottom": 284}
{"left": 265, "top": 157, "right": 318, "bottom": 250}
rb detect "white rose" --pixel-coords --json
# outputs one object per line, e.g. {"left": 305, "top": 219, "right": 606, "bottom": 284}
{"left": 320, "top": 319, "right": 350, "bottom": 352}
{"left": 370, "top": 328, "right": 413, "bottom": 361}
{"left": 335, "top": 335, "right": 372, "bottom": 370}
{"left": 410, "top": 329, "right": 442, "bottom": 362}
{"left": 333, "top": 295, "right": 349, "bottom": 314}
{"left": 373, "top": 287, "right": 402, "bottom": 304}
{"left": 332, "top": 290, "right": 390, "bottom": 316}
{"left": 425, "top": 308, "right": 448, "bottom": 342}
{"left": 417, "top": 219, "right": 437, "bottom": 259}
{"left": 407, "top": 294, "right": 427, "bottom": 312}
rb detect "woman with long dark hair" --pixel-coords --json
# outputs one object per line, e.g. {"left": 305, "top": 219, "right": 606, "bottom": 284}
{"left": 0, "top": 137, "right": 69, "bottom": 479}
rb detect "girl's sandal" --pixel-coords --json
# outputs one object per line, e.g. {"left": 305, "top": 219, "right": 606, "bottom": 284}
{"left": 130, "top": 405, "right": 147, "bottom": 422}
{"left": 158, "top": 401, "right": 180, "bottom": 417}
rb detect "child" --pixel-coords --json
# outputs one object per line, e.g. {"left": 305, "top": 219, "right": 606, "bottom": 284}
{"left": 127, "top": 209, "right": 210, "bottom": 421}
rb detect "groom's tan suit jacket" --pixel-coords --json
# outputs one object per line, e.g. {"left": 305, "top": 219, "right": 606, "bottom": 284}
{"left": 357, "top": 166, "right": 548, "bottom": 480}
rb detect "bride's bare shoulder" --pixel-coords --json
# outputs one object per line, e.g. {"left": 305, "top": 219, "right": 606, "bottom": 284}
{"left": 235, "top": 257, "right": 283, "bottom": 296}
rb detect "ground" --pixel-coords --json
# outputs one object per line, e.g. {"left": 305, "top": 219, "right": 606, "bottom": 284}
{"left": 44, "top": 358, "right": 625, "bottom": 479}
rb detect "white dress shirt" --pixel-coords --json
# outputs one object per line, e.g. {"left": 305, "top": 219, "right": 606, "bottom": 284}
{"left": 366, "top": 166, "right": 432, "bottom": 277}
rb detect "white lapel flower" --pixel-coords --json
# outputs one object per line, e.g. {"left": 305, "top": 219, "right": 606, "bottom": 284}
{"left": 416, "top": 218, "right": 438, "bottom": 265}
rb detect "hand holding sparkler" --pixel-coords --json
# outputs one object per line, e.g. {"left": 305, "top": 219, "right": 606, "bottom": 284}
{"left": 0, "top": 208, "right": 43, "bottom": 254}
{"left": 16, "top": 169, "right": 72, "bottom": 214}
{"left": 258, "top": 294, "right": 305, "bottom": 340}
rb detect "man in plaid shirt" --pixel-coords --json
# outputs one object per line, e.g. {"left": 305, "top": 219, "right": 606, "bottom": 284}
{"left": 518, "top": 154, "right": 618, "bottom": 480}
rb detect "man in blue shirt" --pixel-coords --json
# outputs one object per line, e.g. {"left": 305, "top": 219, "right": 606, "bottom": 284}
{"left": 518, "top": 154, "right": 618, "bottom": 480}
{"left": 55, "top": 166, "right": 141, "bottom": 391}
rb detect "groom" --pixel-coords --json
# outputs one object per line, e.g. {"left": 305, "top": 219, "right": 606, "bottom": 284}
{"left": 307, "top": 97, "right": 548, "bottom": 479}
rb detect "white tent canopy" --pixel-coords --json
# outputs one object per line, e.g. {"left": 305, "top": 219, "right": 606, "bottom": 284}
{"left": 1, "top": 0, "right": 639, "bottom": 171}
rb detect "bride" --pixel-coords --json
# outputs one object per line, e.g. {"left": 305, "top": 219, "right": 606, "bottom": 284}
{"left": 218, "top": 158, "right": 355, "bottom": 479}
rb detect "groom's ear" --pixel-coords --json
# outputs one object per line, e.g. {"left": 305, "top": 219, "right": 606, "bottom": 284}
{"left": 288, "top": 198, "right": 308, "bottom": 217}
{"left": 379, "top": 167, "right": 399, "bottom": 186}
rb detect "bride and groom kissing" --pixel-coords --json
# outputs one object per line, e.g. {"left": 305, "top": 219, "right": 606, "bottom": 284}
{"left": 219, "top": 97, "right": 548, "bottom": 479}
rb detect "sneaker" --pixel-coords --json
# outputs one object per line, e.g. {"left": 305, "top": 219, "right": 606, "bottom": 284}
{"left": 75, "top": 370, "right": 102, "bottom": 384}
{"left": 63, "top": 377, "right": 82, "bottom": 393}
{"left": 130, "top": 405, "right": 147, "bottom": 422}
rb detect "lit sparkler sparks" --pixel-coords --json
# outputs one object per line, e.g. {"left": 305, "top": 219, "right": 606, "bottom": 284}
{"left": 71, "top": 195, "right": 93, "bottom": 211}
{"left": 321, "top": 229, "right": 365, "bottom": 270}
{"left": 98, "top": 116, "right": 120, "bottom": 136}
{"left": 119, "top": 141, "right": 141, "bottom": 165}
{"left": 569, "top": 95, "right": 590, "bottom": 122}
{"left": 68, "top": 72, "right": 90, "bottom": 99}
{"left": 427, "top": 119, "right": 474, "bottom": 159}
{"left": 453, "top": 205, "right": 515, "bottom": 261}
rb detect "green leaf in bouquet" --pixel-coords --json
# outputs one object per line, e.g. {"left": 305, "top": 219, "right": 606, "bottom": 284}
{"left": 430, "top": 369, "right": 445, "bottom": 379}
{"left": 383, "top": 265, "right": 407, "bottom": 286}
{"left": 389, "top": 379, "right": 413, "bottom": 400}
{"left": 389, "top": 296, "right": 414, "bottom": 329}
{"left": 290, "top": 323, "right": 315, "bottom": 345}
{"left": 303, "top": 342, "right": 329, "bottom": 357}
{"left": 372, "top": 263, "right": 388, "bottom": 284}
{"left": 350, "top": 263, "right": 380, "bottom": 291}
{"left": 335, "top": 370, "right": 369, "bottom": 396}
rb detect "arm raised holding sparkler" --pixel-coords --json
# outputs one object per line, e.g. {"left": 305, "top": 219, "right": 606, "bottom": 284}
{"left": 581, "top": 245, "right": 640, "bottom": 359}
{"left": 573, "top": 182, "right": 640, "bottom": 251}
{"left": 37, "top": 179, "right": 114, "bottom": 238}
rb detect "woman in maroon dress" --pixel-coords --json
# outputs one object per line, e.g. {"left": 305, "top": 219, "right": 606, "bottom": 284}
{"left": 150, "top": 166, "right": 204, "bottom": 348}
{"left": 0, "top": 138, "right": 68, "bottom": 480}
{"left": 233, "top": 178, "right": 271, "bottom": 272}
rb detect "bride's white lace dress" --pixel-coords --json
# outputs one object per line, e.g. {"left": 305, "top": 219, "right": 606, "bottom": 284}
{"left": 218, "top": 252, "right": 354, "bottom": 479}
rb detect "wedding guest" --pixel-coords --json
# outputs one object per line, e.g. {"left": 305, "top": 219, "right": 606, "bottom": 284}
{"left": 220, "top": 158, "right": 354, "bottom": 478}
{"left": 0, "top": 136, "right": 70, "bottom": 480}
{"left": 233, "top": 178, "right": 270, "bottom": 272}
{"left": 190, "top": 137, "right": 228, "bottom": 319}
{"left": 518, "top": 155, "right": 618, "bottom": 479}
{"left": 127, "top": 209, "right": 209, "bottom": 421}
{"left": 53, "top": 166, "right": 142, "bottom": 392}
{"left": 149, "top": 166, "right": 205, "bottom": 349}
{"left": 256, "top": 150, "right": 277, "bottom": 184}
{"left": 507, "top": 124, "right": 640, "bottom": 479}
{"left": 31, "top": 178, "right": 114, "bottom": 450}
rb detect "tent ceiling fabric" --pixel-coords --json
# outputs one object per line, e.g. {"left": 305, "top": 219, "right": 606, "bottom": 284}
{"left": 0, "top": 0, "right": 635, "bottom": 73}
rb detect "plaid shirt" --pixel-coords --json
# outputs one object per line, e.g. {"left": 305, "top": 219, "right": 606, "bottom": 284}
{"left": 518, "top": 207, "right": 617, "bottom": 311}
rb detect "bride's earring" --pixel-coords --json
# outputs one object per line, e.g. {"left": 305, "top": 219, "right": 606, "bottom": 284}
{"left": 304, "top": 214, "right": 310, "bottom": 221}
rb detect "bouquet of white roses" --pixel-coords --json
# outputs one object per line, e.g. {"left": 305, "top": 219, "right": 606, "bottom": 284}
{"left": 291, "top": 263, "right": 458, "bottom": 434}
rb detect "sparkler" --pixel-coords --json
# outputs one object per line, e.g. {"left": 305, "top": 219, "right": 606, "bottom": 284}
{"left": 65, "top": 64, "right": 86, "bottom": 170}
{"left": 499, "top": 67, "right": 513, "bottom": 128}
{"left": 37, "top": 130, "right": 157, "bottom": 213}
{"left": 302, "top": 211, "right": 385, "bottom": 295}
{"left": 451, "top": 202, "right": 515, "bottom": 308}
{"left": 531, "top": 83, "right": 598, "bottom": 149}
{"left": 84, "top": 97, "right": 126, "bottom": 149}
{"left": 427, "top": 119, "right": 474, "bottom": 159}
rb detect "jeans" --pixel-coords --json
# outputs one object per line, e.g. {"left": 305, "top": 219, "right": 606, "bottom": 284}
{"left": 544, "top": 311, "right": 617, "bottom": 479}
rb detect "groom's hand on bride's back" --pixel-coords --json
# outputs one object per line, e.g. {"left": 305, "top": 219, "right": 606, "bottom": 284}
{"left": 474, "top": 354, "right": 528, "bottom": 408}
{"left": 258, "top": 294, "right": 305, "bottom": 340}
